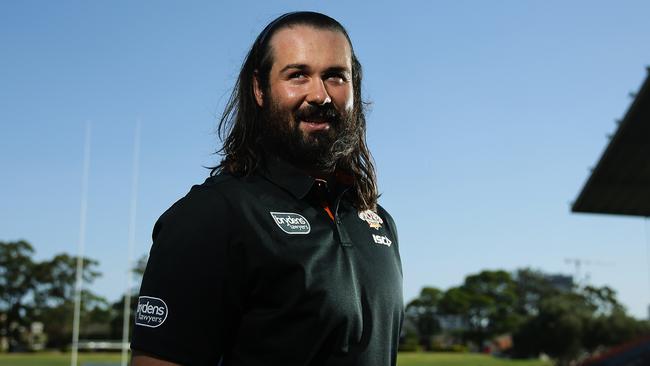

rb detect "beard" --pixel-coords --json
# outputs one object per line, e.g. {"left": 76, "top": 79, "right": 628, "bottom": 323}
{"left": 260, "top": 96, "right": 357, "bottom": 173}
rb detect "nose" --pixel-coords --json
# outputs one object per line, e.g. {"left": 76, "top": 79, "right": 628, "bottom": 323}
{"left": 306, "top": 78, "right": 332, "bottom": 106}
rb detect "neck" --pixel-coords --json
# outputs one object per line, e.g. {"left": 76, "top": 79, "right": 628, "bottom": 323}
{"left": 260, "top": 141, "right": 339, "bottom": 177}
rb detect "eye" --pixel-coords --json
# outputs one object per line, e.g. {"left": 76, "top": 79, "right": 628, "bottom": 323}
{"left": 325, "top": 73, "right": 348, "bottom": 84}
{"left": 289, "top": 72, "right": 305, "bottom": 79}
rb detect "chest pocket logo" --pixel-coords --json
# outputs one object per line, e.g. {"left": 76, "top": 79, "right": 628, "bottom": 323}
{"left": 358, "top": 209, "right": 383, "bottom": 230}
{"left": 270, "top": 212, "right": 311, "bottom": 234}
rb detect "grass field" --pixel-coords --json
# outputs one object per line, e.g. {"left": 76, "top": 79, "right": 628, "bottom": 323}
{"left": 0, "top": 352, "right": 121, "bottom": 366}
{"left": 398, "top": 353, "right": 551, "bottom": 366}
{"left": 0, "top": 352, "right": 552, "bottom": 366}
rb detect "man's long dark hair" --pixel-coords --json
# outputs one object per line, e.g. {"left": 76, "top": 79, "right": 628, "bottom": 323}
{"left": 212, "top": 11, "right": 378, "bottom": 211}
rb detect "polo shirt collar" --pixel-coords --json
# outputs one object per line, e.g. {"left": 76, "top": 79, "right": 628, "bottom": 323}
{"left": 260, "top": 153, "right": 315, "bottom": 199}
{"left": 259, "top": 153, "right": 354, "bottom": 200}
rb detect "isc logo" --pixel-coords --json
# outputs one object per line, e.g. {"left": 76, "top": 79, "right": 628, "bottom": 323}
{"left": 372, "top": 234, "right": 392, "bottom": 247}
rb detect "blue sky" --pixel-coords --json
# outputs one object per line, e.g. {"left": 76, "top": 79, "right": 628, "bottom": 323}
{"left": 2, "top": 1, "right": 650, "bottom": 318}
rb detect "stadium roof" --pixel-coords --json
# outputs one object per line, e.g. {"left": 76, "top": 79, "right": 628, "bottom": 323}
{"left": 572, "top": 68, "right": 650, "bottom": 217}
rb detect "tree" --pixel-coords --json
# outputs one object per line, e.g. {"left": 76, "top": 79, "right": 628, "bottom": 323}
{"left": 513, "top": 268, "right": 563, "bottom": 317}
{"left": 513, "top": 291, "right": 592, "bottom": 365}
{"left": 37, "top": 289, "right": 112, "bottom": 349}
{"left": 1, "top": 240, "right": 127, "bottom": 350}
{"left": 0, "top": 241, "right": 37, "bottom": 351}
{"left": 512, "top": 284, "right": 649, "bottom": 365}
{"left": 581, "top": 285, "right": 622, "bottom": 316}
{"left": 585, "top": 308, "right": 640, "bottom": 350}
{"left": 405, "top": 287, "right": 443, "bottom": 350}
{"left": 31, "top": 253, "right": 104, "bottom": 348}
{"left": 440, "top": 270, "right": 520, "bottom": 348}
{"left": 581, "top": 285, "right": 648, "bottom": 351}
{"left": 409, "top": 267, "right": 648, "bottom": 363}
{"left": 32, "top": 253, "right": 101, "bottom": 309}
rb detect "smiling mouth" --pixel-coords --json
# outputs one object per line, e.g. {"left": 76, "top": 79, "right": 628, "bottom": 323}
{"left": 300, "top": 120, "right": 331, "bottom": 132}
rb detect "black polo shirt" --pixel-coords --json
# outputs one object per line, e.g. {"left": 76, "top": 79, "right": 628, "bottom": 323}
{"left": 131, "top": 154, "right": 404, "bottom": 366}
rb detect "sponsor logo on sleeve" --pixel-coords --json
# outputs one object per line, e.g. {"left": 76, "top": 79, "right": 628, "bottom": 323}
{"left": 135, "top": 296, "right": 168, "bottom": 328}
{"left": 372, "top": 234, "right": 392, "bottom": 247}
{"left": 270, "top": 212, "right": 311, "bottom": 234}
{"left": 358, "top": 210, "right": 383, "bottom": 230}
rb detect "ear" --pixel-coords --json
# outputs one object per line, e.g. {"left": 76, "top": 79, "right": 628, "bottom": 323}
{"left": 253, "top": 71, "right": 264, "bottom": 107}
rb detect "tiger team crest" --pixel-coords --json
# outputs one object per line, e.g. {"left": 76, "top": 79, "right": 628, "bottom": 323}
{"left": 358, "top": 210, "right": 383, "bottom": 230}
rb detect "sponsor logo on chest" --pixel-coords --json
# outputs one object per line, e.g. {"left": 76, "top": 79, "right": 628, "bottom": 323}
{"left": 270, "top": 212, "right": 311, "bottom": 234}
{"left": 135, "top": 296, "right": 168, "bottom": 328}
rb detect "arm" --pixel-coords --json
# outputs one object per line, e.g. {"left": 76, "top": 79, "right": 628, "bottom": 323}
{"left": 130, "top": 185, "right": 241, "bottom": 365}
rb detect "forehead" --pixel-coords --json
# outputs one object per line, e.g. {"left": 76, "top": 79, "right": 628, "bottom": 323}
{"left": 268, "top": 25, "right": 352, "bottom": 71}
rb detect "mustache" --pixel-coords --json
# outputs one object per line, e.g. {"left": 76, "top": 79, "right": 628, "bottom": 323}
{"left": 294, "top": 104, "right": 342, "bottom": 124}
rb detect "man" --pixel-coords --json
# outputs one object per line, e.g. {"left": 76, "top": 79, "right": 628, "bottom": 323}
{"left": 131, "top": 11, "right": 403, "bottom": 366}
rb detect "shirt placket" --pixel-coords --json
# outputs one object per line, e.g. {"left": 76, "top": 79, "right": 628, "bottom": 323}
{"left": 313, "top": 179, "right": 353, "bottom": 247}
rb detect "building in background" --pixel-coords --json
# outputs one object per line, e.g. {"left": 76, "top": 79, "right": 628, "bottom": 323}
{"left": 573, "top": 67, "right": 650, "bottom": 366}
{"left": 573, "top": 68, "right": 650, "bottom": 217}
{"left": 573, "top": 67, "right": 650, "bottom": 312}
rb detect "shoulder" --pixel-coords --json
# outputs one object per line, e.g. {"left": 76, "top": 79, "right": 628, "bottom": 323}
{"left": 151, "top": 174, "right": 244, "bottom": 245}
{"left": 375, "top": 203, "right": 400, "bottom": 247}
{"left": 135, "top": 179, "right": 241, "bottom": 365}
{"left": 376, "top": 204, "right": 397, "bottom": 231}
{"left": 156, "top": 174, "right": 239, "bottom": 224}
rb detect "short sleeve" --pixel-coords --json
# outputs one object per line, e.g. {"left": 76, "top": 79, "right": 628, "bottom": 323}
{"left": 377, "top": 204, "right": 402, "bottom": 274}
{"left": 131, "top": 185, "right": 242, "bottom": 365}
{"left": 377, "top": 205, "right": 399, "bottom": 246}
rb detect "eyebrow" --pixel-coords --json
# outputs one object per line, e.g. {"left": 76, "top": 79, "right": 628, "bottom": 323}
{"left": 323, "top": 66, "right": 351, "bottom": 75}
{"left": 279, "top": 63, "right": 308, "bottom": 73}
{"left": 279, "top": 63, "right": 351, "bottom": 75}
